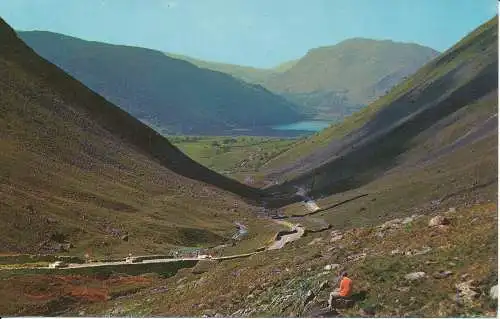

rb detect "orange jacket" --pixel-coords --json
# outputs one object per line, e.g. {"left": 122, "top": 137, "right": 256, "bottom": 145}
{"left": 339, "top": 276, "right": 353, "bottom": 297}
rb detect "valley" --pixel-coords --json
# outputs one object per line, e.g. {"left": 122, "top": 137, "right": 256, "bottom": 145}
{"left": 0, "top": 5, "right": 497, "bottom": 318}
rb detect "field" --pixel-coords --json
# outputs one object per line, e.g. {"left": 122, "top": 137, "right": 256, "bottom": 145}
{"left": 169, "top": 135, "right": 296, "bottom": 177}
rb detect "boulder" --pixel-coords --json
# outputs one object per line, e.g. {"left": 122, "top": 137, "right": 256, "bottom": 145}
{"left": 429, "top": 215, "right": 450, "bottom": 227}
{"left": 404, "top": 272, "right": 426, "bottom": 281}
{"left": 324, "top": 264, "right": 341, "bottom": 271}
{"left": 303, "top": 301, "right": 339, "bottom": 318}
{"left": 121, "top": 234, "right": 129, "bottom": 241}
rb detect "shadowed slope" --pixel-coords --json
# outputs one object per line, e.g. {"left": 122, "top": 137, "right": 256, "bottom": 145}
{"left": 0, "top": 17, "right": 273, "bottom": 255}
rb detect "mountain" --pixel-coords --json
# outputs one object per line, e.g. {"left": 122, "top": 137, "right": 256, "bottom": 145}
{"left": 164, "top": 53, "right": 298, "bottom": 84}
{"left": 0, "top": 17, "right": 274, "bottom": 256}
{"left": 263, "top": 16, "right": 497, "bottom": 213}
{"left": 263, "top": 38, "right": 440, "bottom": 120}
{"left": 164, "top": 52, "right": 276, "bottom": 84}
{"left": 17, "top": 31, "right": 303, "bottom": 135}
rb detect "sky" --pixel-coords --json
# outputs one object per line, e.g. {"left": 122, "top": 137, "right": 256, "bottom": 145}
{"left": 0, "top": 0, "right": 497, "bottom": 68}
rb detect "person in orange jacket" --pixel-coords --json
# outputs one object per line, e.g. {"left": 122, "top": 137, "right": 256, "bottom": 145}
{"left": 328, "top": 271, "right": 353, "bottom": 309}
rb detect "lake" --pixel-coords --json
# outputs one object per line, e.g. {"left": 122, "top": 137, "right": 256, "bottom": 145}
{"left": 271, "top": 120, "right": 332, "bottom": 132}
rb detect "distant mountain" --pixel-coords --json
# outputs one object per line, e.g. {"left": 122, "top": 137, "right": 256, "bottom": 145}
{"left": 164, "top": 53, "right": 298, "bottom": 84}
{"left": 18, "top": 31, "right": 303, "bottom": 135}
{"left": 165, "top": 53, "right": 274, "bottom": 84}
{"left": 263, "top": 38, "right": 440, "bottom": 120}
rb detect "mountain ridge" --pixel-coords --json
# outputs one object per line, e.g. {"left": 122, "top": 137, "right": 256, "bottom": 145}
{"left": 17, "top": 30, "right": 303, "bottom": 135}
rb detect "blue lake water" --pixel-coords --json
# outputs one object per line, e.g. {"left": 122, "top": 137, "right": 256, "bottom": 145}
{"left": 271, "top": 120, "right": 332, "bottom": 132}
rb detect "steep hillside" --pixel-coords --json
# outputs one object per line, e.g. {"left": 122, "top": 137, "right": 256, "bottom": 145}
{"left": 264, "top": 38, "right": 439, "bottom": 120}
{"left": 17, "top": 31, "right": 303, "bottom": 135}
{"left": 263, "top": 17, "right": 498, "bottom": 207}
{"left": 0, "top": 17, "right": 273, "bottom": 256}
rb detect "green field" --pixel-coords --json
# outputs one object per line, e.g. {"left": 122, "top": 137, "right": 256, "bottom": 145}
{"left": 169, "top": 135, "right": 297, "bottom": 176}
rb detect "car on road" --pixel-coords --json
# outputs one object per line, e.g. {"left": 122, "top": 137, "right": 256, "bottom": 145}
{"left": 49, "top": 261, "right": 68, "bottom": 268}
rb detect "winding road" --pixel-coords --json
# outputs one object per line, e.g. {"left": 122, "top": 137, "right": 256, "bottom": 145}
{"left": 267, "top": 220, "right": 305, "bottom": 250}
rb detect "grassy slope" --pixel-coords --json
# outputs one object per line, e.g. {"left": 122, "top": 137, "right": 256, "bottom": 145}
{"left": 264, "top": 38, "right": 439, "bottom": 118}
{"left": 44, "top": 202, "right": 496, "bottom": 317}
{"left": 0, "top": 17, "right": 275, "bottom": 257}
{"left": 17, "top": 31, "right": 302, "bottom": 135}
{"left": 262, "top": 17, "right": 497, "bottom": 183}
{"left": 170, "top": 136, "right": 296, "bottom": 177}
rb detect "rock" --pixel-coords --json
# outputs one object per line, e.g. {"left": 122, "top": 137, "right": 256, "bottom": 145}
{"left": 490, "top": 285, "right": 498, "bottom": 300}
{"left": 432, "top": 270, "right": 453, "bottom": 279}
{"left": 330, "top": 234, "right": 343, "bottom": 242}
{"left": 203, "top": 309, "right": 216, "bottom": 317}
{"left": 404, "top": 272, "right": 426, "bottom": 281}
{"left": 417, "top": 246, "right": 432, "bottom": 255}
{"left": 448, "top": 207, "right": 456, "bottom": 214}
{"left": 455, "top": 280, "right": 479, "bottom": 305}
{"left": 121, "top": 234, "right": 129, "bottom": 241}
{"left": 303, "top": 301, "right": 338, "bottom": 317}
{"left": 397, "top": 286, "right": 410, "bottom": 292}
{"left": 391, "top": 249, "right": 402, "bottom": 255}
{"left": 345, "top": 253, "right": 366, "bottom": 262}
{"left": 324, "top": 264, "right": 341, "bottom": 271}
{"left": 401, "top": 217, "right": 414, "bottom": 224}
{"left": 428, "top": 215, "right": 450, "bottom": 227}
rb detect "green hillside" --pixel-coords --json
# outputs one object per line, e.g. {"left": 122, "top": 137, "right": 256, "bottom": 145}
{"left": 264, "top": 38, "right": 439, "bottom": 120}
{"left": 18, "top": 31, "right": 303, "bottom": 135}
{"left": 0, "top": 17, "right": 276, "bottom": 257}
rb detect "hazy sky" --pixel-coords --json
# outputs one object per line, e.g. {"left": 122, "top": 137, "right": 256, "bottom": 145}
{"left": 0, "top": 0, "right": 497, "bottom": 68}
